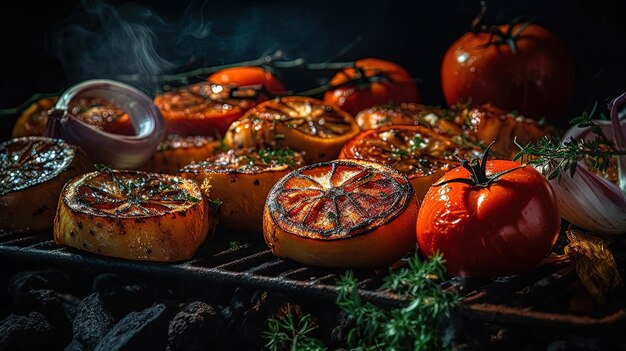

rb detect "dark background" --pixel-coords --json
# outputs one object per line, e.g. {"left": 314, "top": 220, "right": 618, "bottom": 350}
{"left": 1, "top": 0, "right": 626, "bottom": 134}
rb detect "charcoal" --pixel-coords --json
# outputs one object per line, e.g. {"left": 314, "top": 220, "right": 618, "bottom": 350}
{"left": 92, "top": 273, "right": 128, "bottom": 293}
{"left": 100, "top": 284, "right": 154, "bottom": 320}
{"left": 239, "top": 291, "right": 287, "bottom": 348}
{"left": 94, "top": 303, "right": 169, "bottom": 351}
{"left": 220, "top": 287, "right": 253, "bottom": 329}
{"left": 0, "top": 312, "right": 56, "bottom": 350}
{"left": 65, "top": 339, "right": 86, "bottom": 351}
{"left": 72, "top": 292, "right": 115, "bottom": 349}
{"left": 168, "top": 301, "right": 222, "bottom": 351}
{"left": 8, "top": 268, "right": 72, "bottom": 300}
{"left": 13, "top": 289, "right": 73, "bottom": 341}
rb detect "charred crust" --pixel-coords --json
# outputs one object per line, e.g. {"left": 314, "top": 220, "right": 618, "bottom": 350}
{"left": 253, "top": 179, "right": 260, "bottom": 186}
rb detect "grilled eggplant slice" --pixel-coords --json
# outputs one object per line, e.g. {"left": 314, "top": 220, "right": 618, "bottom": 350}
{"left": 0, "top": 137, "right": 91, "bottom": 233}
{"left": 54, "top": 170, "right": 215, "bottom": 262}
{"left": 180, "top": 148, "right": 306, "bottom": 233}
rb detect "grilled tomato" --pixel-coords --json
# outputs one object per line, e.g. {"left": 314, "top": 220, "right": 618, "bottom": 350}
{"left": 54, "top": 169, "right": 216, "bottom": 262}
{"left": 323, "top": 58, "right": 421, "bottom": 116}
{"left": 263, "top": 159, "right": 418, "bottom": 268}
{"left": 1, "top": 137, "right": 91, "bottom": 233}
{"left": 140, "top": 135, "right": 219, "bottom": 174}
{"left": 12, "top": 96, "right": 134, "bottom": 138}
{"left": 180, "top": 148, "right": 306, "bottom": 233}
{"left": 340, "top": 125, "right": 479, "bottom": 201}
{"left": 207, "top": 66, "right": 286, "bottom": 95}
{"left": 354, "top": 103, "right": 463, "bottom": 136}
{"left": 154, "top": 82, "right": 262, "bottom": 137}
{"left": 416, "top": 143, "right": 560, "bottom": 277}
{"left": 453, "top": 103, "right": 554, "bottom": 159}
{"left": 224, "top": 96, "right": 360, "bottom": 164}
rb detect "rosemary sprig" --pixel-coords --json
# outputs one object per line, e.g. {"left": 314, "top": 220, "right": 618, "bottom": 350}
{"left": 514, "top": 104, "right": 626, "bottom": 180}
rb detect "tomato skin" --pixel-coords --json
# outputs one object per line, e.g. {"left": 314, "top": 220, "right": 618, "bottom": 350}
{"left": 207, "top": 66, "right": 286, "bottom": 95}
{"left": 441, "top": 24, "right": 574, "bottom": 121}
{"left": 324, "top": 58, "right": 421, "bottom": 116}
{"left": 416, "top": 160, "right": 560, "bottom": 277}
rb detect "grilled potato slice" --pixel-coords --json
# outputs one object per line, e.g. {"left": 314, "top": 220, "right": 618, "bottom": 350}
{"left": 263, "top": 159, "right": 419, "bottom": 268}
{"left": 180, "top": 148, "right": 306, "bottom": 233}
{"left": 1, "top": 137, "right": 91, "bottom": 233}
{"left": 223, "top": 96, "right": 360, "bottom": 164}
{"left": 54, "top": 170, "right": 215, "bottom": 262}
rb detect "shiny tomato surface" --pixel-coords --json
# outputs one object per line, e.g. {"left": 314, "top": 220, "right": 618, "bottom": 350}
{"left": 441, "top": 24, "right": 574, "bottom": 121}
{"left": 207, "top": 66, "right": 286, "bottom": 95}
{"left": 416, "top": 160, "right": 561, "bottom": 277}
{"left": 324, "top": 58, "right": 420, "bottom": 116}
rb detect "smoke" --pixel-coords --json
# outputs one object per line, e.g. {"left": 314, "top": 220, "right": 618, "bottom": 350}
{"left": 52, "top": 0, "right": 336, "bottom": 95}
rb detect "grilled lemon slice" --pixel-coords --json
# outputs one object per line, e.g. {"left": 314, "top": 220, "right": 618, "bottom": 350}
{"left": 180, "top": 148, "right": 306, "bottom": 233}
{"left": 1, "top": 137, "right": 91, "bottom": 233}
{"left": 54, "top": 170, "right": 215, "bottom": 262}
{"left": 263, "top": 159, "right": 418, "bottom": 268}
{"left": 224, "top": 96, "right": 360, "bottom": 164}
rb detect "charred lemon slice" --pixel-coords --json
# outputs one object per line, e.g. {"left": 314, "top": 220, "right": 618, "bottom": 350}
{"left": 140, "top": 135, "right": 219, "bottom": 174}
{"left": 224, "top": 96, "right": 360, "bottom": 164}
{"left": 154, "top": 82, "right": 260, "bottom": 137}
{"left": 355, "top": 103, "right": 462, "bottom": 136}
{"left": 339, "top": 125, "right": 480, "bottom": 201}
{"left": 54, "top": 169, "right": 215, "bottom": 262}
{"left": 180, "top": 148, "right": 306, "bottom": 233}
{"left": 1, "top": 137, "right": 91, "bottom": 233}
{"left": 12, "top": 96, "right": 133, "bottom": 138}
{"left": 263, "top": 159, "right": 418, "bottom": 268}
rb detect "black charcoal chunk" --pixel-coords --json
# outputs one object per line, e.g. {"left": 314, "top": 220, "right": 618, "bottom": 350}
{"left": 168, "top": 301, "right": 221, "bottom": 351}
{"left": 94, "top": 304, "right": 169, "bottom": 351}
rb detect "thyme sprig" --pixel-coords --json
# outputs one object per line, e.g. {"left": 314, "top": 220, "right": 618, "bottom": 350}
{"left": 264, "top": 309, "right": 326, "bottom": 351}
{"left": 514, "top": 103, "right": 626, "bottom": 180}
{"left": 336, "top": 252, "right": 458, "bottom": 351}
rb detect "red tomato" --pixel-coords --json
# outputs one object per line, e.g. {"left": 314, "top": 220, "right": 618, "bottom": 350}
{"left": 441, "top": 24, "right": 574, "bottom": 122}
{"left": 324, "top": 58, "right": 421, "bottom": 116}
{"left": 207, "top": 66, "right": 286, "bottom": 95}
{"left": 416, "top": 152, "right": 561, "bottom": 277}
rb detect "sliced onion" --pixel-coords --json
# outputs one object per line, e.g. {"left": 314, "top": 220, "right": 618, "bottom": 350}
{"left": 550, "top": 94, "right": 626, "bottom": 235}
{"left": 44, "top": 79, "right": 165, "bottom": 169}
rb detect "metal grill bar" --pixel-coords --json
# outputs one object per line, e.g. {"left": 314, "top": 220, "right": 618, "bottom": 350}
{"left": 1, "top": 230, "right": 625, "bottom": 327}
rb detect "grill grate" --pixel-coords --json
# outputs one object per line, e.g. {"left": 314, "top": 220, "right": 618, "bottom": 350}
{"left": 1, "top": 229, "right": 625, "bottom": 328}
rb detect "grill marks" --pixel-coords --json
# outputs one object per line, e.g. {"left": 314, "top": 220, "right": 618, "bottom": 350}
{"left": 268, "top": 160, "right": 413, "bottom": 240}
{"left": 73, "top": 171, "right": 198, "bottom": 217}
{"left": 0, "top": 138, "right": 75, "bottom": 196}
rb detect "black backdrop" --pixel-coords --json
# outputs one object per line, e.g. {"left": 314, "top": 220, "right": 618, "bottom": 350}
{"left": 2, "top": 0, "right": 626, "bottom": 135}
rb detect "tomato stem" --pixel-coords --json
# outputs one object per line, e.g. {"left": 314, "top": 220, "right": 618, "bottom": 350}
{"left": 434, "top": 140, "right": 525, "bottom": 188}
{"left": 470, "top": 2, "right": 530, "bottom": 54}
